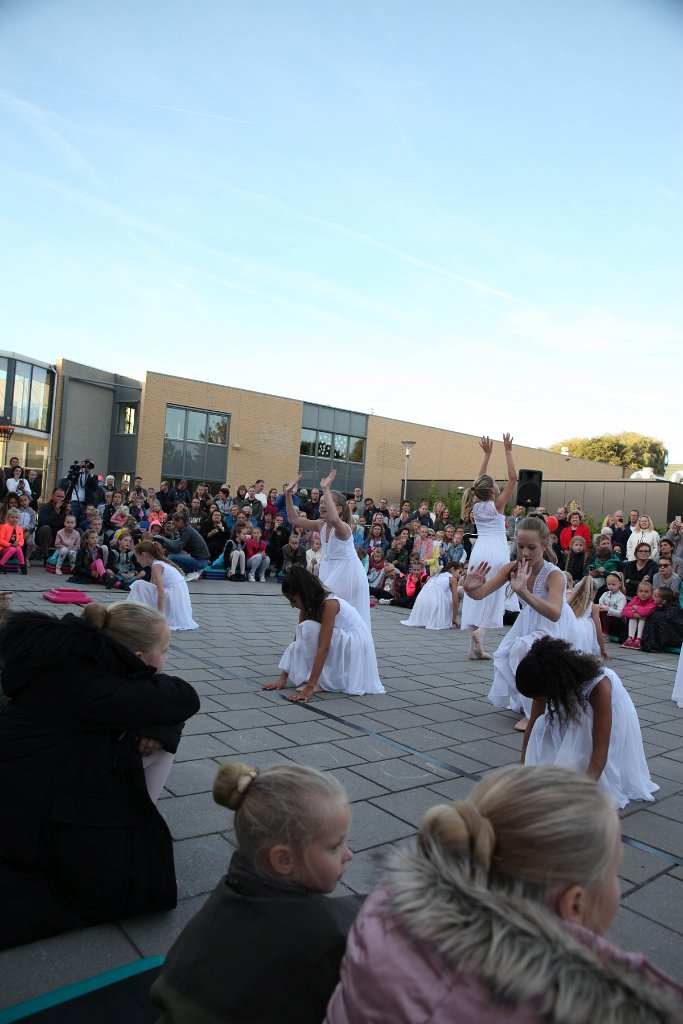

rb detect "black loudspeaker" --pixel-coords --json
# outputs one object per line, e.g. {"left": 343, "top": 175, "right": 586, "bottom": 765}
{"left": 517, "top": 469, "right": 543, "bottom": 508}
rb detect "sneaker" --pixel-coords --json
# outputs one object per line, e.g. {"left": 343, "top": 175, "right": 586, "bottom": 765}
{"left": 379, "top": 599, "right": 392, "bottom": 605}
{"left": 248, "top": 573, "right": 256, "bottom": 582}
{"left": 632, "top": 638, "right": 641, "bottom": 649}
{"left": 185, "top": 571, "right": 201, "bottom": 583}
{"left": 621, "top": 637, "right": 634, "bottom": 648}
{"left": 55, "top": 567, "right": 62, "bottom": 575}
{"left": 258, "top": 575, "right": 267, "bottom": 582}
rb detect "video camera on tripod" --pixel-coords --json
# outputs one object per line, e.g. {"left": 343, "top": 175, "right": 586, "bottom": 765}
{"left": 64, "top": 459, "right": 95, "bottom": 510}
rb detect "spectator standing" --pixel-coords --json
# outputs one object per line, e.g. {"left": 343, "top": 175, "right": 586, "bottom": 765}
{"left": 626, "top": 515, "right": 660, "bottom": 562}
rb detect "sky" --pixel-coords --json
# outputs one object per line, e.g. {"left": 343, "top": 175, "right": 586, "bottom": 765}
{"left": 1, "top": 0, "right": 681, "bottom": 461}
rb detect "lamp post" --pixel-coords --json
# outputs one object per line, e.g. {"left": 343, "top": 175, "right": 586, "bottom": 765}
{"left": 401, "top": 440, "right": 416, "bottom": 503}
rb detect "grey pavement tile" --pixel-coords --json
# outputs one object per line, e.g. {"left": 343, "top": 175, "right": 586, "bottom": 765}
{"left": 619, "top": 842, "right": 673, "bottom": 885}
{"left": 334, "top": 735, "right": 409, "bottom": 762}
{"left": 348, "top": 802, "right": 415, "bottom": 850}
{"left": 160, "top": 791, "right": 234, "bottom": 840}
{"left": 622, "top": 874, "right": 683, "bottom": 933}
{"left": 645, "top": 756, "right": 683, "bottom": 784}
{"left": 209, "top": 727, "right": 295, "bottom": 753}
{"left": 449, "top": 737, "right": 518, "bottom": 768}
{"left": 427, "top": 719, "right": 499, "bottom": 743}
{"left": 646, "top": 793, "right": 683, "bottom": 823}
{"left": 0, "top": 924, "right": 140, "bottom": 1010}
{"left": 181, "top": 713, "right": 231, "bottom": 735}
{"left": 339, "top": 846, "right": 393, "bottom": 893}
{"left": 622, "top": 811, "right": 683, "bottom": 857}
{"left": 174, "top": 834, "right": 233, "bottom": 899}
{"left": 275, "top": 742, "right": 364, "bottom": 770}
{"left": 348, "top": 757, "right": 443, "bottom": 793}
{"left": 207, "top": 708, "right": 283, "bottom": 729}
{"left": 380, "top": 725, "right": 463, "bottom": 752}
{"left": 269, "top": 721, "right": 351, "bottom": 745}
{"left": 165, "top": 758, "right": 222, "bottom": 796}
{"left": 327, "top": 767, "right": 389, "bottom": 802}
{"left": 119, "top": 895, "right": 209, "bottom": 958}
{"left": 417, "top": 747, "right": 489, "bottom": 775}
{"left": 174, "top": 733, "right": 237, "bottom": 761}
{"left": 370, "top": 786, "right": 450, "bottom": 827}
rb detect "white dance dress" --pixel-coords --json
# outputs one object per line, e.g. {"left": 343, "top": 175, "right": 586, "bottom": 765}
{"left": 461, "top": 501, "right": 510, "bottom": 629}
{"left": 525, "top": 667, "right": 658, "bottom": 808}
{"left": 489, "top": 561, "right": 580, "bottom": 714}
{"left": 279, "top": 596, "right": 384, "bottom": 695}
{"left": 128, "top": 560, "right": 198, "bottom": 631}
{"left": 319, "top": 525, "right": 371, "bottom": 630}
{"left": 572, "top": 604, "right": 601, "bottom": 656}
{"left": 401, "top": 572, "right": 453, "bottom": 630}
{"left": 673, "top": 648, "right": 683, "bottom": 708}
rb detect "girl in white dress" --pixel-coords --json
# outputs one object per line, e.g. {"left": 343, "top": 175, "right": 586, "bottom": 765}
{"left": 401, "top": 562, "right": 462, "bottom": 630}
{"left": 283, "top": 469, "right": 371, "bottom": 630}
{"left": 517, "top": 636, "right": 658, "bottom": 808}
{"left": 463, "top": 516, "right": 580, "bottom": 730}
{"left": 263, "top": 567, "right": 384, "bottom": 703}
{"left": 672, "top": 646, "right": 683, "bottom": 708}
{"left": 568, "top": 575, "right": 607, "bottom": 658}
{"left": 460, "top": 434, "right": 518, "bottom": 659}
{"left": 128, "top": 541, "right": 198, "bottom": 631}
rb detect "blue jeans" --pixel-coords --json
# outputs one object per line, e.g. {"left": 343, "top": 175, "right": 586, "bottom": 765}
{"left": 169, "top": 554, "right": 209, "bottom": 573}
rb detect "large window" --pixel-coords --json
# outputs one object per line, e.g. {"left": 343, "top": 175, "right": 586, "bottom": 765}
{"left": 7, "top": 360, "right": 53, "bottom": 432}
{"left": 162, "top": 406, "right": 229, "bottom": 484}
{"left": 299, "top": 403, "right": 367, "bottom": 493}
{"left": 117, "top": 403, "right": 138, "bottom": 435}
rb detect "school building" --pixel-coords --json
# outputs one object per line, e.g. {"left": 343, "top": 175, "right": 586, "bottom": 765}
{"left": 3, "top": 352, "right": 681, "bottom": 525}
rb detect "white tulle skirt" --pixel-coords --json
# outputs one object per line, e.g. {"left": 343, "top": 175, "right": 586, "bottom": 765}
{"left": 401, "top": 573, "right": 453, "bottom": 630}
{"left": 279, "top": 610, "right": 384, "bottom": 696}
{"left": 127, "top": 578, "right": 197, "bottom": 631}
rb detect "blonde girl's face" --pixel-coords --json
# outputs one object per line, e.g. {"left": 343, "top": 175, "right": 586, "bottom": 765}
{"left": 515, "top": 530, "right": 547, "bottom": 567}
{"left": 571, "top": 538, "right": 584, "bottom": 552}
{"left": 606, "top": 576, "right": 620, "bottom": 593}
{"left": 312, "top": 538, "right": 321, "bottom": 550}
{"left": 7, "top": 512, "right": 19, "bottom": 525}
{"left": 637, "top": 584, "right": 653, "bottom": 601}
{"left": 289, "top": 800, "right": 353, "bottom": 893}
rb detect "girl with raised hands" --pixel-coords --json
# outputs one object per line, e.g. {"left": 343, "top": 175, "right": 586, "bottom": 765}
{"left": 283, "top": 469, "right": 371, "bottom": 629}
{"left": 460, "top": 433, "right": 518, "bottom": 659}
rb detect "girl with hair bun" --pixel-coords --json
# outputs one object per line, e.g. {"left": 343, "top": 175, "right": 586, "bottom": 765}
{"left": 0, "top": 602, "right": 199, "bottom": 949}
{"left": 464, "top": 515, "right": 581, "bottom": 730}
{"left": 282, "top": 469, "right": 372, "bottom": 630}
{"left": 151, "top": 761, "right": 362, "bottom": 1024}
{"left": 326, "top": 765, "right": 682, "bottom": 1024}
{"left": 263, "top": 566, "right": 384, "bottom": 702}
{"left": 517, "top": 636, "right": 657, "bottom": 808}
{"left": 460, "top": 434, "right": 518, "bottom": 659}
{"left": 128, "top": 540, "right": 197, "bottom": 630}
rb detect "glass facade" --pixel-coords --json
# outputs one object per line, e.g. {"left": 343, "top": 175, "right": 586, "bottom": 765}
{"left": 162, "top": 405, "right": 230, "bottom": 486}
{"left": 117, "top": 403, "right": 138, "bottom": 434}
{"left": 298, "top": 403, "right": 367, "bottom": 494}
{"left": 2, "top": 357, "right": 54, "bottom": 433}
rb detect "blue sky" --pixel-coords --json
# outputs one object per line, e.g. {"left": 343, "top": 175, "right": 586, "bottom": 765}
{"left": 1, "top": 0, "right": 681, "bottom": 461}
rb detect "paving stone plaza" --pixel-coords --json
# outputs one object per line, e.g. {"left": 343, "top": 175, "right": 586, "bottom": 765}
{"left": 1, "top": 574, "right": 682, "bottom": 1008}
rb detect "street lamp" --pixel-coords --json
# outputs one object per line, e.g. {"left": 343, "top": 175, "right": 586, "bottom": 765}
{"left": 401, "top": 440, "right": 416, "bottom": 503}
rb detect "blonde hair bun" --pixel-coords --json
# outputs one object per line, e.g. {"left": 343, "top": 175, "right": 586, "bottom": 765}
{"left": 419, "top": 800, "right": 495, "bottom": 869}
{"left": 81, "top": 602, "right": 108, "bottom": 630}
{"left": 213, "top": 762, "right": 260, "bottom": 810}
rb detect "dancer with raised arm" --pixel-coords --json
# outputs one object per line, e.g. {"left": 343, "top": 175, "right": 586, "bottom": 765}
{"left": 463, "top": 516, "right": 580, "bottom": 731}
{"left": 460, "top": 434, "right": 518, "bottom": 659}
{"left": 283, "top": 470, "right": 371, "bottom": 629}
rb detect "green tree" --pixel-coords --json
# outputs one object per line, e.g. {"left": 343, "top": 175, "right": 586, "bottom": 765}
{"left": 549, "top": 433, "right": 668, "bottom": 476}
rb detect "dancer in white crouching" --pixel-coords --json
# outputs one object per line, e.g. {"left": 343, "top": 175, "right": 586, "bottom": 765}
{"left": 460, "top": 434, "right": 518, "bottom": 659}
{"left": 263, "top": 567, "right": 384, "bottom": 703}
{"left": 401, "top": 562, "right": 463, "bottom": 630}
{"left": 517, "top": 636, "right": 658, "bottom": 808}
{"left": 128, "top": 541, "right": 198, "bottom": 631}
{"left": 283, "top": 470, "right": 371, "bottom": 630}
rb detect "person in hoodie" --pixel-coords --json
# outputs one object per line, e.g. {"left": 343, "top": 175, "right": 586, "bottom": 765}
{"left": 0, "top": 602, "right": 199, "bottom": 950}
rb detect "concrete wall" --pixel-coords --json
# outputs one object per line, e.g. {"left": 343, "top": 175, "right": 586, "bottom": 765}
{"left": 136, "top": 373, "right": 304, "bottom": 489}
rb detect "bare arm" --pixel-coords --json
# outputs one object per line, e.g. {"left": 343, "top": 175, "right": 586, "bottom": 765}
{"left": 587, "top": 676, "right": 612, "bottom": 780}
{"left": 320, "top": 470, "right": 351, "bottom": 541}
{"left": 477, "top": 436, "right": 493, "bottom": 477}
{"left": 288, "top": 600, "right": 338, "bottom": 702}
{"left": 151, "top": 563, "right": 165, "bottom": 613}
{"left": 591, "top": 603, "right": 608, "bottom": 659}
{"left": 521, "top": 699, "right": 545, "bottom": 762}
{"left": 511, "top": 562, "right": 564, "bottom": 622}
{"left": 283, "top": 474, "right": 323, "bottom": 532}
{"left": 494, "top": 433, "right": 518, "bottom": 513}
{"left": 462, "top": 560, "right": 515, "bottom": 600}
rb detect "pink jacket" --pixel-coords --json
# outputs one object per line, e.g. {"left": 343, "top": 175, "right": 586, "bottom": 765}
{"left": 324, "top": 889, "right": 683, "bottom": 1024}
{"left": 622, "top": 596, "right": 656, "bottom": 619}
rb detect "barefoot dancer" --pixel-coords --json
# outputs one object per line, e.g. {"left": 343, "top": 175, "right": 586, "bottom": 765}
{"left": 283, "top": 470, "right": 371, "bottom": 629}
{"left": 460, "top": 434, "right": 518, "bottom": 659}
{"left": 263, "top": 567, "right": 384, "bottom": 703}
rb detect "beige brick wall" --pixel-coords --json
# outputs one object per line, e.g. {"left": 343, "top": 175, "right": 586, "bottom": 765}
{"left": 363, "top": 416, "right": 626, "bottom": 502}
{"left": 137, "top": 373, "right": 304, "bottom": 490}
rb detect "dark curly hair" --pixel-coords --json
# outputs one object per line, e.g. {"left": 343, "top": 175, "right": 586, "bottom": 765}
{"left": 281, "top": 565, "right": 331, "bottom": 622}
{"left": 515, "top": 636, "right": 603, "bottom": 724}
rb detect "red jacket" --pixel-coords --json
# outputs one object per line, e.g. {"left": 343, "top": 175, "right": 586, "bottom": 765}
{"left": 0, "top": 523, "right": 24, "bottom": 549}
{"left": 245, "top": 538, "right": 266, "bottom": 559}
{"left": 559, "top": 524, "right": 591, "bottom": 551}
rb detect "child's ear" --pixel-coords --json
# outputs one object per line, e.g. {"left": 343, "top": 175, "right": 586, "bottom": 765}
{"left": 267, "top": 844, "right": 295, "bottom": 877}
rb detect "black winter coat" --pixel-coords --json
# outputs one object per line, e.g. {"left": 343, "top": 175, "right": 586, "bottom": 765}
{"left": 0, "top": 611, "right": 200, "bottom": 949}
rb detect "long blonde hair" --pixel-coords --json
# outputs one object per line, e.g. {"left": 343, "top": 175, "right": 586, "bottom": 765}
{"left": 568, "top": 574, "right": 597, "bottom": 619}
{"left": 329, "top": 489, "right": 352, "bottom": 526}
{"left": 387, "top": 765, "right": 680, "bottom": 1023}
{"left": 515, "top": 515, "right": 558, "bottom": 564}
{"left": 461, "top": 474, "right": 495, "bottom": 522}
{"left": 81, "top": 601, "right": 167, "bottom": 655}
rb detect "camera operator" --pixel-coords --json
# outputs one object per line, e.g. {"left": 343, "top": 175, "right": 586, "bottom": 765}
{"left": 63, "top": 459, "right": 100, "bottom": 518}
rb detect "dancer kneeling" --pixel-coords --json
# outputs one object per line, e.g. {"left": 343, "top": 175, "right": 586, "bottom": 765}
{"left": 517, "top": 636, "right": 658, "bottom": 808}
{"left": 128, "top": 540, "right": 198, "bottom": 631}
{"left": 401, "top": 562, "right": 463, "bottom": 630}
{"left": 264, "top": 566, "right": 385, "bottom": 703}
